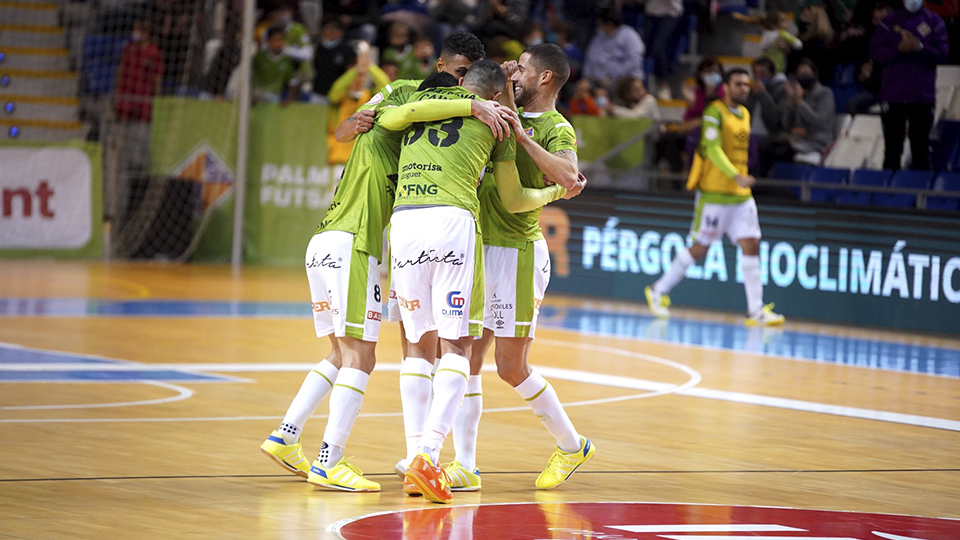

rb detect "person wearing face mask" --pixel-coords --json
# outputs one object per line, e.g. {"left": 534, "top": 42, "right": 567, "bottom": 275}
{"left": 870, "top": 0, "right": 949, "bottom": 170}
{"left": 256, "top": 6, "right": 313, "bottom": 63}
{"left": 758, "top": 59, "right": 835, "bottom": 175}
{"left": 655, "top": 57, "right": 724, "bottom": 173}
{"left": 745, "top": 57, "right": 788, "bottom": 143}
{"left": 313, "top": 17, "right": 354, "bottom": 100}
{"left": 583, "top": 8, "right": 646, "bottom": 88}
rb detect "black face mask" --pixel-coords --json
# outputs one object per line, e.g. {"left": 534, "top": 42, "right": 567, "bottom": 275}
{"left": 797, "top": 75, "right": 816, "bottom": 90}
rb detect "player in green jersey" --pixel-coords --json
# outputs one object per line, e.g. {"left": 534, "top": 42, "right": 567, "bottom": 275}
{"left": 444, "top": 44, "right": 596, "bottom": 493}
{"left": 384, "top": 60, "right": 568, "bottom": 504}
{"left": 260, "top": 72, "right": 511, "bottom": 493}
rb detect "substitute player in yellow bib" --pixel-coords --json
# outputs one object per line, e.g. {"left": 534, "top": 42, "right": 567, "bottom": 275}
{"left": 645, "top": 68, "right": 785, "bottom": 326}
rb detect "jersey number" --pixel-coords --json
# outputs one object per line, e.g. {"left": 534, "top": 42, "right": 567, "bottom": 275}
{"left": 403, "top": 118, "right": 463, "bottom": 148}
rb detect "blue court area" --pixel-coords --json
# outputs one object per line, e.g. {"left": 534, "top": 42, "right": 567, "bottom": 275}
{"left": 0, "top": 343, "right": 240, "bottom": 382}
{"left": 2, "top": 298, "right": 958, "bottom": 378}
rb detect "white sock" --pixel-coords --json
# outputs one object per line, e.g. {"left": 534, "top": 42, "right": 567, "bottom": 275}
{"left": 742, "top": 254, "right": 763, "bottom": 316}
{"left": 452, "top": 375, "right": 482, "bottom": 471}
{"left": 279, "top": 359, "right": 339, "bottom": 443}
{"left": 419, "top": 353, "right": 470, "bottom": 464}
{"left": 319, "top": 367, "right": 369, "bottom": 467}
{"left": 399, "top": 357, "right": 433, "bottom": 461}
{"left": 515, "top": 371, "right": 580, "bottom": 453}
{"left": 654, "top": 248, "right": 695, "bottom": 295}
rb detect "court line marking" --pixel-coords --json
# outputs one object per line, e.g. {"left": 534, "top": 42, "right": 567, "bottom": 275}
{"left": 0, "top": 381, "right": 195, "bottom": 410}
{"left": 3, "top": 341, "right": 959, "bottom": 432}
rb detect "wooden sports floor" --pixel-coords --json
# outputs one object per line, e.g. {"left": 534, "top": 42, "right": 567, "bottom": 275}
{"left": 1, "top": 260, "right": 959, "bottom": 539}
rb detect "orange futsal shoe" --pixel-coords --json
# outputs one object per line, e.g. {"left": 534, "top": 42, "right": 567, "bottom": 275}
{"left": 404, "top": 452, "right": 452, "bottom": 504}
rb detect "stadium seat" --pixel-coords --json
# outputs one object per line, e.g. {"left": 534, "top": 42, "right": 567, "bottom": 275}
{"left": 873, "top": 170, "right": 934, "bottom": 208}
{"left": 808, "top": 167, "right": 849, "bottom": 203}
{"left": 927, "top": 173, "right": 960, "bottom": 210}
{"left": 930, "top": 120, "right": 960, "bottom": 172}
{"left": 770, "top": 162, "right": 811, "bottom": 180}
{"left": 836, "top": 169, "right": 892, "bottom": 206}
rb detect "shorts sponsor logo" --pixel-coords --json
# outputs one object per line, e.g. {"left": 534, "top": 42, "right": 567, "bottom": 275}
{"left": 397, "top": 296, "right": 421, "bottom": 311}
{"left": 366, "top": 310, "right": 382, "bottom": 321}
{"left": 389, "top": 289, "right": 397, "bottom": 299}
{"left": 534, "top": 298, "right": 543, "bottom": 311}
{"left": 313, "top": 301, "right": 331, "bottom": 312}
{"left": 442, "top": 291, "right": 465, "bottom": 318}
{"left": 307, "top": 253, "right": 343, "bottom": 269}
{"left": 394, "top": 249, "right": 465, "bottom": 269}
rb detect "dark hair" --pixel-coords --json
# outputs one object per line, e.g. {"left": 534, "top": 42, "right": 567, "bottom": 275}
{"left": 440, "top": 31, "right": 485, "bottom": 62}
{"left": 321, "top": 16, "right": 344, "bottom": 31}
{"left": 796, "top": 57, "right": 820, "bottom": 78}
{"left": 696, "top": 56, "right": 725, "bottom": 89}
{"left": 418, "top": 71, "right": 459, "bottom": 91}
{"left": 597, "top": 7, "right": 624, "bottom": 26}
{"left": 463, "top": 59, "right": 506, "bottom": 99}
{"left": 616, "top": 76, "right": 641, "bottom": 102}
{"left": 752, "top": 56, "right": 776, "bottom": 74}
{"left": 724, "top": 67, "right": 751, "bottom": 83}
{"left": 525, "top": 43, "right": 571, "bottom": 89}
{"left": 266, "top": 25, "right": 286, "bottom": 40}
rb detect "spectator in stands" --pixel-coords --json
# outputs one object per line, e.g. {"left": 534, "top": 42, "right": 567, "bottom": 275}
{"left": 484, "top": 0, "right": 531, "bottom": 40}
{"left": 427, "top": 0, "right": 485, "bottom": 51}
{"left": 252, "top": 26, "right": 300, "bottom": 105}
{"left": 323, "top": 0, "right": 378, "bottom": 43}
{"left": 326, "top": 41, "right": 390, "bottom": 168}
{"left": 568, "top": 79, "right": 603, "bottom": 115}
{"left": 200, "top": 14, "right": 241, "bottom": 99}
{"left": 798, "top": 0, "right": 855, "bottom": 33}
{"left": 655, "top": 57, "right": 724, "bottom": 172}
{"left": 871, "top": 0, "right": 949, "bottom": 170}
{"left": 397, "top": 34, "right": 437, "bottom": 80}
{"left": 115, "top": 19, "right": 163, "bottom": 122}
{"left": 256, "top": 5, "right": 313, "bottom": 64}
{"left": 745, "top": 57, "right": 788, "bottom": 143}
{"left": 759, "top": 10, "right": 803, "bottom": 74}
{"left": 791, "top": 5, "right": 836, "bottom": 83}
{"left": 643, "top": 0, "right": 684, "bottom": 98}
{"left": 552, "top": 20, "right": 584, "bottom": 81}
{"left": 845, "top": 58, "right": 882, "bottom": 114}
{"left": 583, "top": 8, "right": 646, "bottom": 89}
{"left": 312, "top": 17, "right": 352, "bottom": 101}
{"left": 153, "top": 0, "right": 193, "bottom": 91}
{"left": 610, "top": 76, "right": 662, "bottom": 120}
{"left": 380, "top": 59, "right": 399, "bottom": 81}
{"left": 381, "top": 22, "right": 414, "bottom": 71}
{"left": 759, "top": 59, "right": 836, "bottom": 174}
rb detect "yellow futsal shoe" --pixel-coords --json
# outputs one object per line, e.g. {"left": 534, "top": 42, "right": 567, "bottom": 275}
{"left": 536, "top": 437, "right": 596, "bottom": 490}
{"left": 405, "top": 453, "right": 453, "bottom": 504}
{"left": 442, "top": 461, "right": 481, "bottom": 492}
{"left": 260, "top": 431, "right": 310, "bottom": 478}
{"left": 307, "top": 457, "right": 381, "bottom": 492}
{"left": 644, "top": 286, "right": 671, "bottom": 318}
{"left": 745, "top": 303, "right": 786, "bottom": 327}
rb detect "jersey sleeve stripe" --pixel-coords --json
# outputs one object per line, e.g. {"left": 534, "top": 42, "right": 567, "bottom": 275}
{"left": 555, "top": 122, "right": 573, "bottom": 128}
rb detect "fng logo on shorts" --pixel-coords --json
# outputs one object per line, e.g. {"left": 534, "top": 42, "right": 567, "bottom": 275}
{"left": 442, "top": 291, "right": 465, "bottom": 318}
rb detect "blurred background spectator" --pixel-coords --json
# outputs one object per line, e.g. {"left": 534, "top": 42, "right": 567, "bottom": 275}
{"left": 583, "top": 8, "right": 646, "bottom": 90}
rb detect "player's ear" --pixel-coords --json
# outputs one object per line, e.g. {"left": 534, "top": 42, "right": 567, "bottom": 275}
{"left": 458, "top": 76, "right": 465, "bottom": 86}
{"left": 541, "top": 70, "right": 553, "bottom": 86}
{"left": 492, "top": 91, "right": 502, "bottom": 102}
{"left": 435, "top": 58, "right": 444, "bottom": 73}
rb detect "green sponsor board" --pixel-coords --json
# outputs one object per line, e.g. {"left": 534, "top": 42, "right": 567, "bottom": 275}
{"left": 540, "top": 191, "right": 960, "bottom": 335}
{"left": 0, "top": 139, "right": 103, "bottom": 258}
{"left": 150, "top": 99, "right": 335, "bottom": 264}
{"left": 245, "top": 103, "right": 333, "bottom": 265}
{"left": 571, "top": 116, "right": 653, "bottom": 170}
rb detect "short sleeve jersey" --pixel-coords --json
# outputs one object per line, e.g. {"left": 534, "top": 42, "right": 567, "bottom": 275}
{"left": 316, "top": 90, "right": 412, "bottom": 262}
{"left": 478, "top": 109, "right": 577, "bottom": 248}
{"left": 357, "top": 78, "right": 421, "bottom": 112}
{"left": 394, "top": 87, "right": 516, "bottom": 220}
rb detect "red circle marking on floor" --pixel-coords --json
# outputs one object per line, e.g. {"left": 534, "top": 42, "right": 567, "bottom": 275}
{"left": 331, "top": 502, "right": 960, "bottom": 540}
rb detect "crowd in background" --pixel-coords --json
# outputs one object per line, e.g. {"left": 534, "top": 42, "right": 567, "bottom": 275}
{"left": 107, "top": 0, "right": 959, "bottom": 176}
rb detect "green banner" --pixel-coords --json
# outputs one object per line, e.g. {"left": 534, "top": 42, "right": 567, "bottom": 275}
{"left": 570, "top": 116, "right": 653, "bottom": 170}
{"left": 0, "top": 139, "right": 103, "bottom": 258}
{"left": 244, "top": 103, "right": 333, "bottom": 265}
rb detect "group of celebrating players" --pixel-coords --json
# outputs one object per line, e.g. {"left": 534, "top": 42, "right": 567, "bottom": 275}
{"left": 260, "top": 31, "right": 594, "bottom": 504}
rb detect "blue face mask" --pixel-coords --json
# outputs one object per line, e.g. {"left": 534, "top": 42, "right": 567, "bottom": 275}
{"left": 905, "top": 0, "right": 923, "bottom": 13}
{"left": 702, "top": 72, "right": 723, "bottom": 87}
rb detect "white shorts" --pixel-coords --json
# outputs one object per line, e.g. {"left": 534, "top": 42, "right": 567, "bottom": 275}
{"left": 389, "top": 206, "right": 483, "bottom": 343}
{"left": 305, "top": 231, "right": 382, "bottom": 342}
{"left": 691, "top": 194, "right": 762, "bottom": 245}
{"left": 483, "top": 240, "right": 550, "bottom": 338}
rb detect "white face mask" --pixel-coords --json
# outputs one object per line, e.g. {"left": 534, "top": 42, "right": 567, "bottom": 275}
{"left": 595, "top": 95, "right": 609, "bottom": 108}
{"left": 702, "top": 72, "right": 722, "bottom": 87}
{"left": 904, "top": 0, "right": 923, "bottom": 12}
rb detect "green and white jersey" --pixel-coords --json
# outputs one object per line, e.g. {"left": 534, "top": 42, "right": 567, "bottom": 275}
{"left": 479, "top": 109, "right": 577, "bottom": 248}
{"left": 316, "top": 91, "right": 410, "bottom": 262}
{"left": 394, "top": 87, "right": 516, "bottom": 220}
{"left": 357, "top": 78, "right": 421, "bottom": 112}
